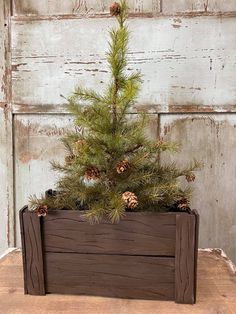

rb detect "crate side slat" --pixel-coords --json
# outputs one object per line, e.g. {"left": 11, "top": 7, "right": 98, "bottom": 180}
{"left": 42, "top": 211, "right": 176, "bottom": 256}
{"left": 45, "top": 252, "right": 175, "bottom": 300}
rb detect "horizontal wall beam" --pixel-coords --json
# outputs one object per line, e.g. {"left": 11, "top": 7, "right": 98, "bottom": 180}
{"left": 11, "top": 11, "right": 236, "bottom": 21}
{"left": 12, "top": 103, "right": 236, "bottom": 115}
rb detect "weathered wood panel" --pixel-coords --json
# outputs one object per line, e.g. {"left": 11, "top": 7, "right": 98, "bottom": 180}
{"left": 14, "top": 114, "right": 158, "bottom": 247}
{"left": 0, "top": 0, "right": 14, "bottom": 255}
{"left": 20, "top": 208, "right": 45, "bottom": 295}
{"left": 0, "top": 0, "right": 6, "bottom": 102}
{"left": 14, "top": 114, "right": 74, "bottom": 247}
{"left": 45, "top": 252, "right": 175, "bottom": 299}
{"left": 12, "top": 0, "right": 236, "bottom": 16}
{"left": 43, "top": 210, "right": 176, "bottom": 256}
{"left": 0, "top": 0, "right": 8, "bottom": 255}
{"left": 175, "top": 213, "right": 196, "bottom": 304}
{"left": 160, "top": 114, "right": 236, "bottom": 263}
{"left": 12, "top": 16, "right": 236, "bottom": 110}
{"left": 163, "top": 0, "right": 236, "bottom": 13}
{"left": 13, "top": 0, "right": 161, "bottom": 16}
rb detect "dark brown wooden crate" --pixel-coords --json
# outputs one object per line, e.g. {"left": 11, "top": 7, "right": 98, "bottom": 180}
{"left": 44, "top": 253, "right": 175, "bottom": 300}
{"left": 20, "top": 207, "right": 199, "bottom": 303}
{"left": 42, "top": 210, "right": 176, "bottom": 256}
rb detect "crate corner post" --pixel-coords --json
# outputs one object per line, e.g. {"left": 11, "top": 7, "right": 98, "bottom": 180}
{"left": 19, "top": 207, "right": 45, "bottom": 296}
{"left": 175, "top": 211, "right": 199, "bottom": 304}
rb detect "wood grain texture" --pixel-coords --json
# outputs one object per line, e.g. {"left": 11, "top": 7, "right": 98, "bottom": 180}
{"left": 175, "top": 213, "right": 196, "bottom": 304}
{"left": 42, "top": 210, "right": 176, "bottom": 256}
{"left": 11, "top": 17, "right": 236, "bottom": 109}
{"left": 13, "top": 0, "right": 161, "bottom": 16}
{"left": 20, "top": 209, "right": 198, "bottom": 302}
{"left": 20, "top": 208, "right": 45, "bottom": 295}
{"left": 45, "top": 252, "right": 175, "bottom": 300}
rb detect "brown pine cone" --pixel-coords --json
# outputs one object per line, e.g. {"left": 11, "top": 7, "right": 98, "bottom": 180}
{"left": 122, "top": 191, "right": 138, "bottom": 209}
{"left": 177, "top": 198, "right": 189, "bottom": 210}
{"left": 116, "top": 159, "right": 130, "bottom": 174}
{"left": 36, "top": 205, "right": 48, "bottom": 217}
{"left": 84, "top": 166, "right": 100, "bottom": 180}
{"left": 185, "top": 173, "right": 196, "bottom": 182}
{"left": 110, "top": 2, "right": 121, "bottom": 16}
{"left": 65, "top": 155, "right": 75, "bottom": 165}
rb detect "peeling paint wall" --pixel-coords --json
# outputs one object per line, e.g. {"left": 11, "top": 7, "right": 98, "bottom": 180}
{"left": 163, "top": 0, "right": 236, "bottom": 13}
{"left": 11, "top": 17, "right": 236, "bottom": 109}
{"left": 0, "top": 0, "right": 13, "bottom": 255}
{"left": 13, "top": 0, "right": 161, "bottom": 16}
{"left": 0, "top": 0, "right": 236, "bottom": 262}
{"left": 160, "top": 114, "right": 236, "bottom": 259}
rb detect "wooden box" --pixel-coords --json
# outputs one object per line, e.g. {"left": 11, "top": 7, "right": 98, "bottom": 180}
{"left": 20, "top": 207, "right": 199, "bottom": 304}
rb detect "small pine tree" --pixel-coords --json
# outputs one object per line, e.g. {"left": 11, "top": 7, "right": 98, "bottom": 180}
{"left": 31, "top": 1, "right": 201, "bottom": 223}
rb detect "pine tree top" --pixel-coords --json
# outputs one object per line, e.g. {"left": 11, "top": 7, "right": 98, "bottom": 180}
{"left": 30, "top": 1, "right": 202, "bottom": 223}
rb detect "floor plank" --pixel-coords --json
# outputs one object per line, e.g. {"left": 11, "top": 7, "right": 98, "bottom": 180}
{"left": 0, "top": 249, "right": 235, "bottom": 314}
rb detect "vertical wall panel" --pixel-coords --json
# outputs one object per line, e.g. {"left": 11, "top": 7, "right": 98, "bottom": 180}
{"left": 0, "top": 0, "right": 6, "bottom": 102}
{"left": 160, "top": 114, "right": 236, "bottom": 262}
{"left": 14, "top": 115, "right": 73, "bottom": 247}
{"left": 0, "top": 0, "right": 13, "bottom": 255}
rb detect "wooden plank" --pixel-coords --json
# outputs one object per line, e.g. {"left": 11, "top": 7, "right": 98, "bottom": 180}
{"left": 0, "top": 0, "right": 8, "bottom": 255}
{"left": 160, "top": 113, "right": 236, "bottom": 265}
{"left": 42, "top": 210, "right": 176, "bottom": 256}
{"left": 175, "top": 213, "right": 196, "bottom": 304}
{"left": 13, "top": 0, "right": 161, "bottom": 16}
{"left": 0, "top": 0, "right": 14, "bottom": 254}
{"left": 163, "top": 0, "right": 236, "bottom": 13}
{"left": 45, "top": 252, "right": 175, "bottom": 299}
{"left": 0, "top": 0, "right": 6, "bottom": 102}
{"left": 21, "top": 208, "right": 45, "bottom": 295}
{"left": 11, "top": 17, "right": 236, "bottom": 109}
{"left": 12, "top": 103, "right": 236, "bottom": 114}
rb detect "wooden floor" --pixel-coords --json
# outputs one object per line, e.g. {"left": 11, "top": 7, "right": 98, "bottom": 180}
{"left": 0, "top": 250, "right": 235, "bottom": 314}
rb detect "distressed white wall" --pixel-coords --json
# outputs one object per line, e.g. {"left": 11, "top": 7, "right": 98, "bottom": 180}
{"left": 0, "top": 0, "right": 13, "bottom": 256}
{"left": 0, "top": 0, "right": 236, "bottom": 263}
{"left": 11, "top": 17, "right": 236, "bottom": 109}
{"left": 160, "top": 114, "right": 236, "bottom": 257}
